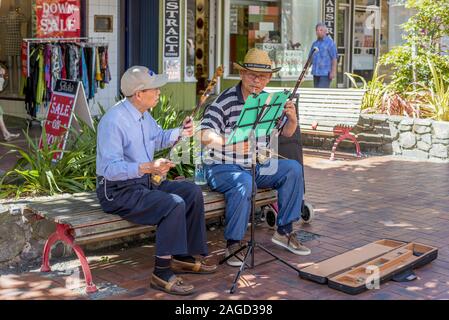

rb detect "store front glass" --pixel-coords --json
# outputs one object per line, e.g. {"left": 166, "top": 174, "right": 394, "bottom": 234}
{"left": 224, "top": 0, "right": 321, "bottom": 80}
{"left": 388, "top": 1, "right": 414, "bottom": 50}
{"left": 0, "top": 0, "right": 32, "bottom": 98}
{"left": 353, "top": 0, "right": 380, "bottom": 81}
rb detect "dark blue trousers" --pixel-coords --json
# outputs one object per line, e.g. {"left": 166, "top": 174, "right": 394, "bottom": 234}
{"left": 313, "top": 76, "right": 332, "bottom": 88}
{"left": 96, "top": 176, "right": 208, "bottom": 257}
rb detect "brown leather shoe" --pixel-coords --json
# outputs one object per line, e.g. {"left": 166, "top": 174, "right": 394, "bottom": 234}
{"left": 171, "top": 259, "right": 218, "bottom": 274}
{"left": 150, "top": 274, "right": 195, "bottom": 296}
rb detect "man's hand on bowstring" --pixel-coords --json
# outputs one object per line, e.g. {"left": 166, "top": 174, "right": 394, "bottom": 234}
{"left": 139, "top": 158, "right": 176, "bottom": 176}
{"left": 181, "top": 117, "right": 194, "bottom": 138}
{"left": 283, "top": 101, "right": 297, "bottom": 124}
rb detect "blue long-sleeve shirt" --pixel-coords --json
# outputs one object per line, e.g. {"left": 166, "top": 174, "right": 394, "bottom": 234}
{"left": 96, "top": 99, "right": 181, "bottom": 181}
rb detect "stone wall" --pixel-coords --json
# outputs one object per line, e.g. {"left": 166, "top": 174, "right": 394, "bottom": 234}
{"left": 0, "top": 201, "right": 155, "bottom": 269}
{"left": 301, "top": 115, "right": 449, "bottom": 162}
{"left": 0, "top": 204, "right": 58, "bottom": 268}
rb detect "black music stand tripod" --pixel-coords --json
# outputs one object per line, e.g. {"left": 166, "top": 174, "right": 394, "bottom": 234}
{"left": 219, "top": 93, "right": 301, "bottom": 294}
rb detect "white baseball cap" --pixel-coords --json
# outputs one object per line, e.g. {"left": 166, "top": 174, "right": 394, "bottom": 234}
{"left": 121, "top": 66, "right": 168, "bottom": 97}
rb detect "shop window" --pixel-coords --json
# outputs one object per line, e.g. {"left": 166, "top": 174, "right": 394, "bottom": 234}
{"left": 0, "top": 0, "right": 32, "bottom": 98}
{"left": 224, "top": 0, "right": 321, "bottom": 80}
{"left": 355, "top": 0, "right": 379, "bottom": 6}
{"left": 388, "top": 2, "right": 414, "bottom": 50}
{"left": 353, "top": 7, "right": 380, "bottom": 81}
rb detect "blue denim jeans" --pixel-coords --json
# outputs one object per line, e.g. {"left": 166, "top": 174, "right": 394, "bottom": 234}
{"left": 205, "top": 159, "right": 304, "bottom": 241}
{"left": 314, "top": 76, "right": 332, "bottom": 88}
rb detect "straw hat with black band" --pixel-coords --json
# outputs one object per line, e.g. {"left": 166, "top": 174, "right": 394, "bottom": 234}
{"left": 233, "top": 48, "right": 282, "bottom": 73}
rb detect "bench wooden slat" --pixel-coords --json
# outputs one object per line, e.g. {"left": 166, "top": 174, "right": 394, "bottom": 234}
{"left": 30, "top": 189, "right": 277, "bottom": 229}
{"left": 265, "top": 87, "right": 366, "bottom": 95}
{"left": 75, "top": 198, "right": 276, "bottom": 245}
{"left": 73, "top": 189, "right": 278, "bottom": 237}
{"left": 75, "top": 225, "right": 155, "bottom": 245}
{"left": 73, "top": 193, "right": 278, "bottom": 245}
{"left": 300, "top": 119, "right": 359, "bottom": 127}
{"left": 299, "top": 111, "right": 361, "bottom": 118}
{"left": 298, "top": 102, "right": 363, "bottom": 108}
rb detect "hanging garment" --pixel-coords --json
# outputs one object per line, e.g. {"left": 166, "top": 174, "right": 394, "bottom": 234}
{"left": 35, "top": 46, "right": 46, "bottom": 106}
{"left": 81, "top": 46, "right": 90, "bottom": 98}
{"left": 68, "top": 44, "right": 81, "bottom": 81}
{"left": 51, "top": 45, "right": 62, "bottom": 91}
{"left": 61, "top": 45, "right": 67, "bottom": 80}
{"left": 24, "top": 46, "right": 39, "bottom": 118}
{"left": 84, "top": 46, "right": 94, "bottom": 99}
{"left": 95, "top": 47, "right": 102, "bottom": 82}
{"left": 91, "top": 46, "right": 98, "bottom": 97}
{"left": 98, "top": 46, "right": 112, "bottom": 89}
{"left": 44, "top": 44, "right": 52, "bottom": 101}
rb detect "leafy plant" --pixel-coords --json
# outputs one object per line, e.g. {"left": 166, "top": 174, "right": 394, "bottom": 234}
{"left": 345, "top": 63, "right": 388, "bottom": 112}
{"left": 152, "top": 94, "right": 196, "bottom": 179}
{"left": 380, "top": 0, "right": 449, "bottom": 93}
{"left": 0, "top": 95, "right": 199, "bottom": 199}
{"left": 0, "top": 121, "right": 98, "bottom": 199}
{"left": 419, "top": 58, "right": 449, "bottom": 121}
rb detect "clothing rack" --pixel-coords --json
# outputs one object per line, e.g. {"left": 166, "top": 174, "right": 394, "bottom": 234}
{"left": 23, "top": 37, "right": 108, "bottom": 77}
{"left": 23, "top": 36, "right": 112, "bottom": 120}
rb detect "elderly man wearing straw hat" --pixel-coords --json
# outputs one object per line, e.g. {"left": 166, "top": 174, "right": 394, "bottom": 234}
{"left": 200, "top": 48, "right": 311, "bottom": 267}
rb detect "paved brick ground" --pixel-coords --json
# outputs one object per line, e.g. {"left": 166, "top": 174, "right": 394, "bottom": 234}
{"left": 1, "top": 151, "right": 449, "bottom": 300}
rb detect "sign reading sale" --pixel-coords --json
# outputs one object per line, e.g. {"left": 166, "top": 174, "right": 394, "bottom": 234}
{"left": 35, "top": 0, "right": 81, "bottom": 38}
{"left": 40, "top": 80, "right": 93, "bottom": 161}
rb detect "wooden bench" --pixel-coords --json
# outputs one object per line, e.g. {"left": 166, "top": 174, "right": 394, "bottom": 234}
{"left": 265, "top": 87, "right": 366, "bottom": 160}
{"left": 26, "top": 188, "right": 277, "bottom": 293}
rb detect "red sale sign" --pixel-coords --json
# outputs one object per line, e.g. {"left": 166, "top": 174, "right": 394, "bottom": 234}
{"left": 35, "top": 0, "right": 81, "bottom": 38}
{"left": 40, "top": 80, "right": 78, "bottom": 160}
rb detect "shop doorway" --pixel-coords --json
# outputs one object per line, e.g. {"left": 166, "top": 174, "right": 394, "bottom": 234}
{"left": 336, "top": 0, "right": 381, "bottom": 87}
{"left": 337, "top": 3, "right": 352, "bottom": 88}
{"left": 352, "top": 4, "right": 380, "bottom": 82}
{"left": 123, "top": 0, "right": 159, "bottom": 72}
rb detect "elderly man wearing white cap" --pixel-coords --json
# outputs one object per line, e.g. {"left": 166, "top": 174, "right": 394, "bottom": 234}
{"left": 96, "top": 66, "right": 217, "bottom": 296}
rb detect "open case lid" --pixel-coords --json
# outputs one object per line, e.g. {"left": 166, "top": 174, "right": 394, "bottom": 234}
{"left": 299, "top": 239, "right": 408, "bottom": 284}
{"left": 299, "top": 239, "right": 438, "bottom": 295}
{"left": 328, "top": 242, "right": 438, "bottom": 295}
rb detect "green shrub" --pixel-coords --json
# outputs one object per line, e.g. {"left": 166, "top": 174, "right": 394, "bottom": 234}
{"left": 0, "top": 96, "right": 197, "bottom": 199}
{"left": 380, "top": 0, "right": 449, "bottom": 92}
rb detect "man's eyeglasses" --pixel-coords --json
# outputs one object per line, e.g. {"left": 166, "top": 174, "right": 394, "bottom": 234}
{"left": 243, "top": 71, "right": 271, "bottom": 81}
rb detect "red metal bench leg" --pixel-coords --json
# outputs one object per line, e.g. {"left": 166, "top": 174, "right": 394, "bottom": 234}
{"left": 41, "top": 232, "right": 60, "bottom": 273}
{"left": 330, "top": 133, "right": 349, "bottom": 161}
{"left": 347, "top": 133, "right": 362, "bottom": 158}
{"left": 40, "top": 224, "right": 98, "bottom": 294}
{"left": 331, "top": 125, "right": 362, "bottom": 160}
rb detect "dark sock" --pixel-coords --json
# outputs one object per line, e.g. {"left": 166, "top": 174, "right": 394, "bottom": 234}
{"left": 173, "top": 255, "right": 196, "bottom": 263}
{"left": 154, "top": 257, "right": 175, "bottom": 282}
{"left": 277, "top": 223, "right": 293, "bottom": 236}
{"left": 227, "top": 240, "right": 240, "bottom": 248}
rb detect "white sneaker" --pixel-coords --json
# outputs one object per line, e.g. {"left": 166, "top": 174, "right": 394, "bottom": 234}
{"left": 272, "top": 231, "right": 311, "bottom": 256}
{"left": 224, "top": 243, "right": 247, "bottom": 267}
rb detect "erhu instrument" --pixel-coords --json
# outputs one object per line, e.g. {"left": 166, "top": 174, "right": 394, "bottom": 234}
{"left": 275, "top": 46, "right": 319, "bottom": 134}
{"left": 258, "top": 47, "right": 319, "bottom": 164}
{"left": 151, "top": 66, "right": 224, "bottom": 185}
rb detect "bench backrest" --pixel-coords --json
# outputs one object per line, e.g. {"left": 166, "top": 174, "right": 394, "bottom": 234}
{"left": 264, "top": 87, "right": 366, "bottom": 133}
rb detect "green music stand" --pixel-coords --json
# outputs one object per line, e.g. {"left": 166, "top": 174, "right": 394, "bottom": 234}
{"left": 220, "top": 90, "right": 302, "bottom": 294}
{"left": 226, "top": 90, "right": 290, "bottom": 145}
